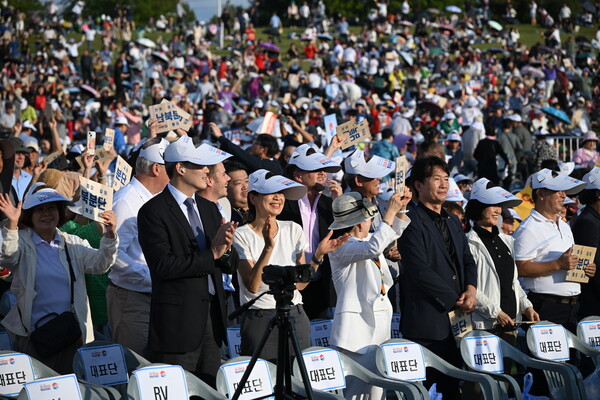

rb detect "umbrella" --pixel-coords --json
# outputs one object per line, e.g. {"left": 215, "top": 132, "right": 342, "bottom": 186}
{"left": 137, "top": 37, "right": 156, "bottom": 49}
{"left": 317, "top": 34, "right": 333, "bottom": 41}
{"left": 399, "top": 51, "right": 413, "bottom": 66}
{"left": 426, "top": 8, "right": 440, "bottom": 14}
{"left": 576, "top": 35, "right": 591, "bottom": 43}
{"left": 80, "top": 84, "right": 99, "bottom": 97}
{"left": 151, "top": 52, "right": 169, "bottom": 64}
{"left": 583, "top": 1, "right": 596, "bottom": 13}
{"left": 398, "top": 20, "right": 414, "bottom": 27}
{"left": 520, "top": 66, "right": 544, "bottom": 79}
{"left": 542, "top": 107, "right": 571, "bottom": 125}
{"left": 66, "top": 87, "right": 80, "bottom": 94}
{"left": 488, "top": 20, "right": 503, "bottom": 31}
{"left": 188, "top": 56, "right": 201, "bottom": 67}
{"left": 445, "top": 5, "right": 461, "bottom": 13}
{"left": 437, "top": 24, "right": 455, "bottom": 33}
{"left": 259, "top": 42, "right": 280, "bottom": 52}
{"left": 418, "top": 101, "right": 443, "bottom": 117}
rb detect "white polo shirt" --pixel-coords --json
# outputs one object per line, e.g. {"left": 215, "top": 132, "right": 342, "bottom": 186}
{"left": 513, "top": 209, "right": 580, "bottom": 297}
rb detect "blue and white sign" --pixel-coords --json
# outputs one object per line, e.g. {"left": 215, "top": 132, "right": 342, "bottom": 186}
{"left": 530, "top": 324, "right": 569, "bottom": 361}
{"left": 220, "top": 360, "right": 273, "bottom": 400}
{"left": 77, "top": 344, "right": 128, "bottom": 386}
{"left": 24, "top": 374, "right": 82, "bottom": 400}
{"left": 133, "top": 365, "right": 189, "bottom": 400}
{"left": 302, "top": 349, "right": 346, "bottom": 391}
{"left": 380, "top": 342, "right": 426, "bottom": 381}
{"left": 463, "top": 335, "right": 504, "bottom": 373}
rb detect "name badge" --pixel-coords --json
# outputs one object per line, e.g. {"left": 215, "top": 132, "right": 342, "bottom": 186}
{"left": 578, "top": 320, "right": 600, "bottom": 349}
{"left": 77, "top": 344, "right": 128, "bottom": 386}
{"left": 220, "top": 360, "right": 273, "bottom": 400}
{"left": 0, "top": 353, "right": 35, "bottom": 396}
{"left": 380, "top": 342, "right": 426, "bottom": 381}
{"left": 463, "top": 335, "right": 504, "bottom": 373}
{"left": 133, "top": 365, "right": 189, "bottom": 400}
{"left": 530, "top": 324, "right": 569, "bottom": 361}
{"left": 227, "top": 327, "right": 242, "bottom": 358}
{"left": 310, "top": 320, "right": 333, "bottom": 347}
{"left": 24, "top": 374, "right": 82, "bottom": 400}
{"left": 302, "top": 349, "right": 346, "bottom": 391}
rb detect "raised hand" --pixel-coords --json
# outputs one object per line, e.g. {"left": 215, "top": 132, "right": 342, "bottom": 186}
{"left": 0, "top": 194, "right": 21, "bottom": 230}
{"left": 100, "top": 210, "right": 117, "bottom": 238}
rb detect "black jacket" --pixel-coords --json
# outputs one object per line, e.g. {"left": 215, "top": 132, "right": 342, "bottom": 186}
{"left": 572, "top": 206, "right": 600, "bottom": 318}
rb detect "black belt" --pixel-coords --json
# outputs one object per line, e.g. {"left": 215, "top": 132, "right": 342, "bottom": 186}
{"left": 108, "top": 281, "right": 152, "bottom": 297}
{"left": 529, "top": 292, "right": 579, "bottom": 305}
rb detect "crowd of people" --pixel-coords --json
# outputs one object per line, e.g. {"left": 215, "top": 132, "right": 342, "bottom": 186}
{"left": 1, "top": 0, "right": 600, "bottom": 398}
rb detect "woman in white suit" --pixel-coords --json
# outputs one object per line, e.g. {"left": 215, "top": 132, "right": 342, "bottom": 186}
{"left": 328, "top": 188, "right": 411, "bottom": 400}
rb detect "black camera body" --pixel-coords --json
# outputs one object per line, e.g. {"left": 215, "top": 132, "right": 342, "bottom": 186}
{"left": 262, "top": 264, "right": 314, "bottom": 289}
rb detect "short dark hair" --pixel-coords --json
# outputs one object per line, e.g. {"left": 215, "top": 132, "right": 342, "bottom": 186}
{"left": 579, "top": 189, "right": 600, "bottom": 206}
{"left": 464, "top": 199, "right": 489, "bottom": 222}
{"left": 410, "top": 156, "right": 450, "bottom": 185}
{"left": 255, "top": 134, "right": 279, "bottom": 158}
{"left": 224, "top": 159, "right": 248, "bottom": 175}
{"left": 381, "top": 128, "right": 394, "bottom": 140}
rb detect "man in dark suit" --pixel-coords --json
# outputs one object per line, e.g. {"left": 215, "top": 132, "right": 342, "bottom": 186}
{"left": 278, "top": 144, "right": 342, "bottom": 319}
{"left": 138, "top": 136, "right": 239, "bottom": 387}
{"left": 398, "top": 156, "right": 477, "bottom": 399}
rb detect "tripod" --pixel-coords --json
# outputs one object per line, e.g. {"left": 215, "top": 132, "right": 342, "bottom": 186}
{"left": 228, "top": 287, "right": 315, "bottom": 400}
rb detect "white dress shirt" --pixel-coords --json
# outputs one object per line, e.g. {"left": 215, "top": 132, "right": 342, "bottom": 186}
{"left": 110, "top": 177, "right": 156, "bottom": 293}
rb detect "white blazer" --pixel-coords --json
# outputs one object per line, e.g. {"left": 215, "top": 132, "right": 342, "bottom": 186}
{"left": 328, "top": 217, "right": 409, "bottom": 354}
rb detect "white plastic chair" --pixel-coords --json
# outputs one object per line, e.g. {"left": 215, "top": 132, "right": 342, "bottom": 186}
{"left": 0, "top": 351, "right": 59, "bottom": 400}
{"left": 577, "top": 316, "right": 600, "bottom": 353}
{"left": 16, "top": 380, "right": 121, "bottom": 400}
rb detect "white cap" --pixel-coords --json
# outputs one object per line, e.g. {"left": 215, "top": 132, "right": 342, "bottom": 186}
{"left": 466, "top": 97, "right": 478, "bottom": 107}
{"left": 115, "top": 116, "right": 129, "bottom": 126}
{"left": 583, "top": 167, "right": 600, "bottom": 190}
{"left": 253, "top": 99, "right": 264, "bottom": 109}
{"left": 509, "top": 208, "right": 522, "bottom": 222}
{"left": 288, "top": 144, "right": 341, "bottom": 172}
{"left": 344, "top": 150, "right": 395, "bottom": 179}
{"left": 506, "top": 114, "right": 522, "bottom": 122}
{"left": 69, "top": 143, "right": 85, "bottom": 154}
{"left": 73, "top": 101, "right": 82, "bottom": 108}
{"left": 446, "top": 178, "right": 466, "bottom": 203}
{"left": 22, "top": 183, "right": 71, "bottom": 210}
{"left": 470, "top": 178, "right": 522, "bottom": 207}
{"left": 248, "top": 169, "right": 307, "bottom": 200}
{"left": 442, "top": 111, "right": 456, "bottom": 121}
{"left": 139, "top": 138, "right": 169, "bottom": 164}
{"left": 22, "top": 120, "right": 37, "bottom": 131}
{"left": 164, "top": 136, "right": 232, "bottom": 165}
{"left": 446, "top": 132, "right": 462, "bottom": 142}
{"left": 531, "top": 168, "right": 587, "bottom": 195}
{"left": 564, "top": 197, "right": 576, "bottom": 205}
{"left": 452, "top": 173, "right": 473, "bottom": 184}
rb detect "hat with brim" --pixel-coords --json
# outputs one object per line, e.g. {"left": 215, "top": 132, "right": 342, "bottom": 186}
{"left": 506, "top": 114, "right": 522, "bottom": 122}
{"left": 344, "top": 150, "right": 395, "bottom": 179}
{"left": 329, "top": 192, "right": 379, "bottom": 230}
{"left": 248, "top": 169, "right": 307, "bottom": 200}
{"left": 0, "top": 139, "right": 14, "bottom": 195}
{"left": 8, "top": 137, "right": 31, "bottom": 153}
{"left": 446, "top": 132, "right": 462, "bottom": 142}
{"left": 564, "top": 197, "right": 576, "bottom": 205}
{"left": 531, "top": 168, "right": 587, "bottom": 195}
{"left": 581, "top": 131, "right": 599, "bottom": 144}
{"left": 164, "top": 136, "right": 231, "bottom": 166}
{"left": 446, "top": 178, "right": 467, "bottom": 203}
{"left": 288, "top": 144, "right": 341, "bottom": 173}
{"left": 22, "top": 183, "right": 71, "bottom": 210}
{"left": 139, "top": 138, "right": 169, "bottom": 164}
{"left": 582, "top": 166, "right": 600, "bottom": 190}
{"left": 452, "top": 173, "right": 473, "bottom": 184}
{"left": 470, "top": 178, "right": 522, "bottom": 207}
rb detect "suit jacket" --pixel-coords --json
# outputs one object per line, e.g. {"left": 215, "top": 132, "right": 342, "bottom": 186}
{"left": 398, "top": 202, "right": 477, "bottom": 341}
{"left": 138, "top": 189, "right": 239, "bottom": 353}
{"left": 277, "top": 195, "right": 334, "bottom": 319}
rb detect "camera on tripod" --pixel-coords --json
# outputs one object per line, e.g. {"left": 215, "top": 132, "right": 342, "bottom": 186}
{"left": 262, "top": 264, "right": 315, "bottom": 291}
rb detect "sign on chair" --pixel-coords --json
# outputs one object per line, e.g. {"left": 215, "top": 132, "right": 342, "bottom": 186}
{"left": 310, "top": 320, "right": 332, "bottom": 347}
{"left": 380, "top": 342, "right": 426, "bottom": 381}
{"left": 226, "top": 327, "right": 242, "bottom": 358}
{"left": 578, "top": 320, "right": 600, "bottom": 349}
{"left": 220, "top": 359, "right": 273, "bottom": 400}
{"left": 0, "top": 353, "right": 35, "bottom": 396}
{"left": 77, "top": 344, "right": 128, "bottom": 386}
{"left": 530, "top": 324, "right": 570, "bottom": 361}
{"left": 133, "top": 365, "right": 189, "bottom": 400}
{"left": 301, "top": 349, "right": 346, "bottom": 391}
{"left": 24, "top": 374, "right": 82, "bottom": 399}
{"left": 463, "top": 335, "right": 504, "bottom": 373}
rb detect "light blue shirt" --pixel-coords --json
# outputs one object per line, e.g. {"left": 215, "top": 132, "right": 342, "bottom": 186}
{"left": 12, "top": 170, "right": 32, "bottom": 201}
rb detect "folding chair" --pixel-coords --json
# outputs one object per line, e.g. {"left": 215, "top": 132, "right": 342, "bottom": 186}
{"left": 218, "top": 356, "right": 341, "bottom": 400}
{"left": 373, "top": 338, "right": 500, "bottom": 399}
{"left": 293, "top": 346, "right": 425, "bottom": 400}
{"left": 127, "top": 363, "right": 226, "bottom": 400}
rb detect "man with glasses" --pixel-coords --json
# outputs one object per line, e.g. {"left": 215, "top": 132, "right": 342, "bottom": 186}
{"left": 107, "top": 138, "right": 170, "bottom": 355}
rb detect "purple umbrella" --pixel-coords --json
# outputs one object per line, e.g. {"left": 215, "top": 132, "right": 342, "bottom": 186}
{"left": 259, "top": 42, "right": 280, "bottom": 52}
{"left": 80, "top": 84, "right": 99, "bottom": 98}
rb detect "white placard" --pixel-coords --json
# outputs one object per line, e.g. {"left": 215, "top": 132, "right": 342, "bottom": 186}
{"left": 77, "top": 344, "right": 128, "bottom": 386}
{"left": 0, "top": 332, "right": 13, "bottom": 350}
{"left": 103, "top": 128, "right": 115, "bottom": 151}
{"left": 79, "top": 177, "right": 114, "bottom": 222}
{"left": 380, "top": 342, "right": 426, "bottom": 381}
{"left": 578, "top": 320, "right": 600, "bottom": 349}
{"left": 324, "top": 114, "right": 337, "bottom": 142}
{"left": 310, "top": 320, "right": 333, "bottom": 347}
{"left": 391, "top": 314, "right": 402, "bottom": 338}
{"left": 133, "top": 365, "right": 189, "bottom": 400}
{"left": 112, "top": 155, "right": 132, "bottom": 191}
{"left": 463, "top": 335, "right": 504, "bottom": 373}
{"left": 530, "top": 325, "right": 570, "bottom": 361}
{"left": 394, "top": 156, "right": 407, "bottom": 194}
{"left": 0, "top": 353, "right": 35, "bottom": 396}
{"left": 220, "top": 360, "right": 273, "bottom": 400}
{"left": 302, "top": 349, "right": 346, "bottom": 391}
{"left": 24, "top": 374, "right": 82, "bottom": 400}
{"left": 227, "top": 327, "right": 242, "bottom": 358}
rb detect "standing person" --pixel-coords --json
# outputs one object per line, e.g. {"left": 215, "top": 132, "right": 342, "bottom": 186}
{"left": 0, "top": 184, "right": 118, "bottom": 373}
{"left": 279, "top": 144, "right": 342, "bottom": 319}
{"left": 137, "top": 136, "right": 239, "bottom": 387}
{"left": 232, "top": 169, "right": 348, "bottom": 362}
{"left": 225, "top": 161, "right": 251, "bottom": 225}
{"left": 474, "top": 125, "right": 509, "bottom": 185}
{"left": 514, "top": 169, "right": 593, "bottom": 333}
{"left": 269, "top": 12, "right": 282, "bottom": 43}
{"left": 10, "top": 138, "right": 33, "bottom": 202}
{"left": 572, "top": 167, "right": 600, "bottom": 319}
{"left": 328, "top": 189, "right": 411, "bottom": 400}
{"left": 107, "top": 138, "right": 170, "bottom": 356}
{"left": 397, "top": 156, "right": 478, "bottom": 399}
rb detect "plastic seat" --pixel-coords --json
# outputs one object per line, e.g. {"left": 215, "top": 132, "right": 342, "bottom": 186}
{"left": 577, "top": 316, "right": 600, "bottom": 355}
{"left": 374, "top": 338, "right": 500, "bottom": 399}
{"left": 127, "top": 363, "right": 225, "bottom": 400}
{"left": 0, "top": 351, "right": 59, "bottom": 399}
{"left": 219, "top": 356, "right": 341, "bottom": 400}
{"left": 293, "top": 346, "right": 425, "bottom": 400}
{"left": 16, "top": 379, "right": 121, "bottom": 400}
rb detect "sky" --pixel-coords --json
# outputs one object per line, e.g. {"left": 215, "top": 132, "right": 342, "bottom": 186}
{"left": 188, "top": 0, "right": 250, "bottom": 23}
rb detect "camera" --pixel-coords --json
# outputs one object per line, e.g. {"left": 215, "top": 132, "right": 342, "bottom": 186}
{"left": 262, "top": 264, "right": 315, "bottom": 289}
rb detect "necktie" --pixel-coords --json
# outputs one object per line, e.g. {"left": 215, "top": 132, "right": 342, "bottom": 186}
{"left": 184, "top": 198, "right": 215, "bottom": 295}
{"left": 371, "top": 258, "right": 386, "bottom": 295}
